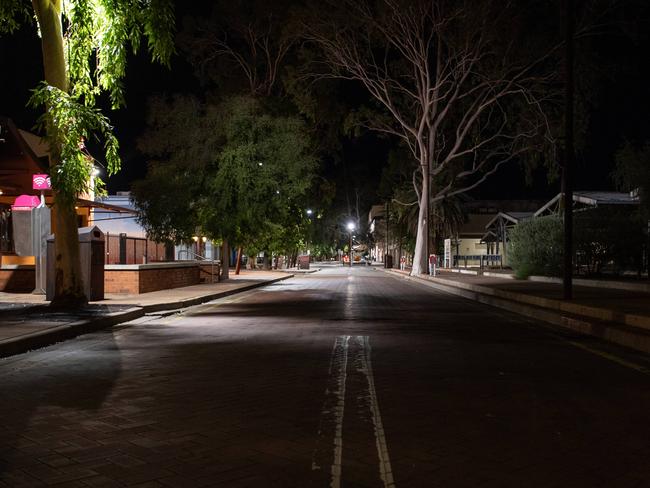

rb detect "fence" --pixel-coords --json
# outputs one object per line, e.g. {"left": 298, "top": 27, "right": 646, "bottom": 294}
{"left": 105, "top": 232, "right": 171, "bottom": 265}
{"left": 453, "top": 254, "right": 503, "bottom": 269}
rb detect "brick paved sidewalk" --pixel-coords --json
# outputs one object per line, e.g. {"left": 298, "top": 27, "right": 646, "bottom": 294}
{"left": 0, "top": 271, "right": 292, "bottom": 358}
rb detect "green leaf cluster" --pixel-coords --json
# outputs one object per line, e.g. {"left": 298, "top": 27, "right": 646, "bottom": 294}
{"left": 23, "top": 0, "right": 175, "bottom": 201}
{"left": 64, "top": 0, "right": 175, "bottom": 108}
{"left": 509, "top": 210, "right": 646, "bottom": 279}
{"left": 509, "top": 216, "right": 564, "bottom": 279}
{"left": 0, "top": 0, "right": 30, "bottom": 34}
{"left": 133, "top": 95, "right": 318, "bottom": 252}
{"left": 574, "top": 207, "right": 646, "bottom": 275}
{"left": 29, "top": 83, "right": 120, "bottom": 204}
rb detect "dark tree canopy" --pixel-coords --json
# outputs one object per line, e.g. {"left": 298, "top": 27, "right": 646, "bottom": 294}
{"left": 132, "top": 94, "right": 318, "bottom": 253}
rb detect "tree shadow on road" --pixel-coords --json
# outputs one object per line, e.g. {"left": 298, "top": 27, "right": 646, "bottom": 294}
{"left": 0, "top": 330, "right": 122, "bottom": 478}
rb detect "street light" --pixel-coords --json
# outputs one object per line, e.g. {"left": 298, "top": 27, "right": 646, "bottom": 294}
{"left": 346, "top": 222, "right": 356, "bottom": 267}
{"left": 305, "top": 209, "right": 314, "bottom": 257}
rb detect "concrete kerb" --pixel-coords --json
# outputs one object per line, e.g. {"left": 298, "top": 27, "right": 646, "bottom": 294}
{"left": 277, "top": 268, "right": 320, "bottom": 274}
{"left": 450, "top": 267, "right": 650, "bottom": 293}
{"left": 0, "top": 274, "right": 294, "bottom": 359}
{"left": 138, "top": 274, "right": 294, "bottom": 313}
{"left": 381, "top": 268, "right": 650, "bottom": 354}
{"left": 0, "top": 307, "right": 144, "bottom": 359}
{"left": 419, "top": 272, "right": 650, "bottom": 331}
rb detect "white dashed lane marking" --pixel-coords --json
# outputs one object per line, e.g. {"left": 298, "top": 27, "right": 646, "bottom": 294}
{"left": 354, "top": 335, "right": 395, "bottom": 488}
{"left": 312, "top": 335, "right": 395, "bottom": 488}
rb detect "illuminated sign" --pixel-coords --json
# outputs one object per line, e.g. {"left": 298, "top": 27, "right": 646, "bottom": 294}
{"left": 12, "top": 194, "right": 40, "bottom": 210}
{"left": 32, "top": 174, "right": 51, "bottom": 190}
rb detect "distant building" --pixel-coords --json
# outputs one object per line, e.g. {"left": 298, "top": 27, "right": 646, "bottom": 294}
{"left": 91, "top": 192, "right": 143, "bottom": 237}
{"left": 0, "top": 117, "right": 141, "bottom": 291}
{"left": 481, "top": 212, "right": 535, "bottom": 267}
{"left": 442, "top": 199, "right": 544, "bottom": 269}
{"left": 534, "top": 191, "right": 639, "bottom": 216}
{"left": 368, "top": 204, "right": 387, "bottom": 263}
{"left": 478, "top": 191, "right": 641, "bottom": 269}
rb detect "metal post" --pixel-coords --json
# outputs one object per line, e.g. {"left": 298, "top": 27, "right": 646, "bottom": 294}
{"left": 349, "top": 232, "right": 353, "bottom": 267}
{"left": 385, "top": 201, "right": 389, "bottom": 267}
{"left": 119, "top": 233, "right": 127, "bottom": 265}
{"left": 562, "top": 0, "right": 574, "bottom": 300}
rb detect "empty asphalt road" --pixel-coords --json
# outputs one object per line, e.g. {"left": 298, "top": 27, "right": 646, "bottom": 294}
{"left": 1, "top": 265, "right": 650, "bottom": 487}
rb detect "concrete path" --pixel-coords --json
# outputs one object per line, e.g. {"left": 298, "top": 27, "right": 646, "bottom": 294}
{"left": 1, "top": 266, "right": 650, "bottom": 487}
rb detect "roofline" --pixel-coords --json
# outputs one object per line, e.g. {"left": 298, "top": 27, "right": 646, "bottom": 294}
{"left": 535, "top": 191, "right": 639, "bottom": 217}
{"left": 534, "top": 193, "right": 562, "bottom": 216}
{"left": 484, "top": 212, "right": 521, "bottom": 229}
{"left": 0, "top": 116, "right": 48, "bottom": 172}
{"left": 76, "top": 198, "right": 138, "bottom": 214}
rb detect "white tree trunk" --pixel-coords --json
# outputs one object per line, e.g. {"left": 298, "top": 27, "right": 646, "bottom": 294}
{"left": 411, "top": 188, "right": 428, "bottom": 275}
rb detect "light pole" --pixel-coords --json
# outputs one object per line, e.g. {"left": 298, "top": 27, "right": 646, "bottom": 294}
{"left": 347, "top": 221, "right": 356, "bottom": 267}
{"left": 305, "top": 209, "right": 313, "bottom": 259}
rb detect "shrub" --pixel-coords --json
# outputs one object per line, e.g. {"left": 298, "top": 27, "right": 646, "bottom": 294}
{"left": 574, "top": 207, "right": 645, "bottom": 275}
{"left": 508, "top": 216, "right": 563, "bottom": 279}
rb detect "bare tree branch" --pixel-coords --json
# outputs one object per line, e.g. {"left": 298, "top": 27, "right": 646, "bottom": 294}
{"left": 305, "top": 0, "right": 559, "bottom": 273}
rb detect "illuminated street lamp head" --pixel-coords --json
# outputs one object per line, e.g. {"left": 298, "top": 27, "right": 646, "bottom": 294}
{"left": 306, "top": 209, "right": 313, "bottom": 215}
{"left": 346, "top": 222, "right": 355, "bottom": 231}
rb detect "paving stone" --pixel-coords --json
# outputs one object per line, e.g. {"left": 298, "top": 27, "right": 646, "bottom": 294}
{"left": 1, "top": 267, "right": 650, "bottom": 487}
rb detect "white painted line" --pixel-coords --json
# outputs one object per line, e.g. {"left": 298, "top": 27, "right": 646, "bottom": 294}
{"left": 331, "top": 335, "right": 349, "bottom": 488}
{"left": 311, "top": 335, "right": 350, "bottom": 488}
{"left": 355, "top": 336, "right": 396, "bottom": 488}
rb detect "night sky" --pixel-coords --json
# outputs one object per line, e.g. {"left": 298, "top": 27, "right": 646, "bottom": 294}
{"left": 1, "top": 1, "right": 649, "bottom": 206}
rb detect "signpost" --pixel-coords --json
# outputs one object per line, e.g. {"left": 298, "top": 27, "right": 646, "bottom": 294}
{"left": 32, "top": 174, "right": 51, "bottom": 190}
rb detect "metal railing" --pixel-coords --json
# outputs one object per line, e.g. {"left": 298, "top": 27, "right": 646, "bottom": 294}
{"left": 177, "top": 249, "right": 220, "bottom": 283}
{"left": 105, "top": 232, "right": 170, "bottom": 265}
{"left": 453, "top": 254, "right": 503, "bottom": 269}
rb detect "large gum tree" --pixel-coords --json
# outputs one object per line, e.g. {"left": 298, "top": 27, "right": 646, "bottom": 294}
{"left": 0, "top": 0, "right": 174, "bottom": 306}
{"left": 307, "top": 0, "right": 558, "bottom": 275}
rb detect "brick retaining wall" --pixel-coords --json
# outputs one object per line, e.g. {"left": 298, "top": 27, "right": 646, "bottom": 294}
{"left": 0, "top": 263, "right": 202, "bottom": 296}
{"left": 104, "top": 263, "right": 200, "bottom": 294}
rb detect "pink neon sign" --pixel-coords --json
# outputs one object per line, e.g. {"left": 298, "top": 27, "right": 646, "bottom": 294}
{"left": 32, "top": 174, "right": 51, "bottom": 190}
{"left": 12, "top": 194, "right": 40, "bottom": 210}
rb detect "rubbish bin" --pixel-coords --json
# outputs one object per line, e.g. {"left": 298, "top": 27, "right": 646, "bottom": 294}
{"left": 47, "top": 226, "right": 105, "bottom": 301}
{"left": 385, "top": 254, "right": 393, "bottom": 269}
{"left": 297, "top": 255, "right": 310, "bottom": 270}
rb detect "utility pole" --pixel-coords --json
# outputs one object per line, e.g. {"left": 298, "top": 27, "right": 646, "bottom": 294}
{"left": 562, "top": 0, "right": 575, "bottom": 300}
{"left": 349, "top": 232, "right": 353, "bottom": 267}
{"left": 346, "top": 221, "right": 356, "bottom": 267}
{"left": 385, "top": 201, "right": 390, "bottom": 268}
